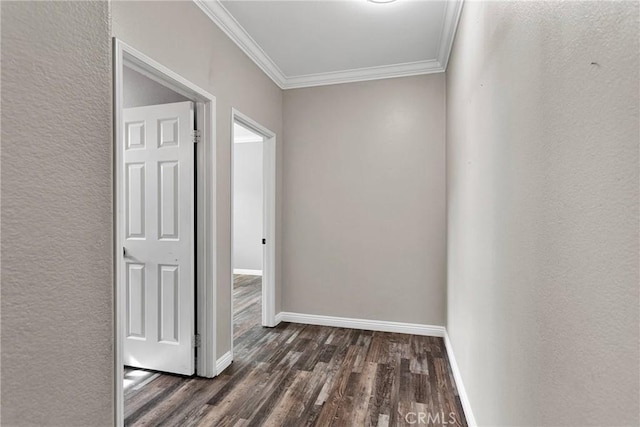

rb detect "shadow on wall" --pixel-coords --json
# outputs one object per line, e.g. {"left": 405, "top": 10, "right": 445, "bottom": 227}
{"left": 124, "top": 66, "right": 188, "bottom": 108}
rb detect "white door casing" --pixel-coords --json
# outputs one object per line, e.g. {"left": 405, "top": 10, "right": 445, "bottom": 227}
{"left": 122, "top": 101, "right": 195, "bottom": 376}
{"left": 230, "top": 108, "right": 277, "bottom": 348}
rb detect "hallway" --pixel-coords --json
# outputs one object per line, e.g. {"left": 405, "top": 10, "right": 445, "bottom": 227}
{"left": 123, "top": 275, "right": 467, "bottom": 426}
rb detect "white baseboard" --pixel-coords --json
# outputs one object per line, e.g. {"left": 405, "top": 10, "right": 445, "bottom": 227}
{"left": 233, "top": 269, "right": 263, "bottom": 276}
{"left": 274, "top": 311, "right": 474, "bottom": 425}
{"left": 274, "top": 311, "right": 284, "bottom": 325}
{"left": 277, "top": 311, "right": 446, "bottom": 337}
{"left": 444, "top": 332, "right": 477, "bottom": 426}
{"left": 215, "top": 351, "right": 233, "bottom": 375}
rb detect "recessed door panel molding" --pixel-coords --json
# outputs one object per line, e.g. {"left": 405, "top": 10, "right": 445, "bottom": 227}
{"left": 126, "top": 120, "right": 146, "bottom": 150}
{"left": 158, "top": 118, "right": 179, "bottom": 148}
{"left": 158, "top": 161, "right": 179, "bottom": 240}
{"left": 126, "top": 263, "right": 146, "bottom": 339}
{"left": 159, "top": 265, "right": 179, "bottom": 343}
{"left": 122, "top": 101, "right": 195, "bottom": 376}
{"left": 126, "top": 163, "right": 146, "bottom": 239}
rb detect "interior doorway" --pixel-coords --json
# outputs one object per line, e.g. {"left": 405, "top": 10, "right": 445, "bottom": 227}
{"left": 113, "top": 39, "right": 217, "bottom": 426}
{"left": 121, "top": 63, "right": 199, "bottom": 378}
{"left": 232, "top": 122, "right": 264, "bottom": 340}
{"left": 230, "top": 110, "right": 277, "bottom": 359}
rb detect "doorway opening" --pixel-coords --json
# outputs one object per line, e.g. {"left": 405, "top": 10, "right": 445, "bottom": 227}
{"left": 113, "top": 39, "right": 217, "bottom": 426}
{"left": 232, "top": 122, "right": 264, "bottom": 340}
{"left": 230, "top": 110, "right": 277, "bottom": 360}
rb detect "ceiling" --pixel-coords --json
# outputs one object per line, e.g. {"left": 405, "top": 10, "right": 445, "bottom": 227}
{"left": 195, "top": 0, "right": 463, "bottom": 89}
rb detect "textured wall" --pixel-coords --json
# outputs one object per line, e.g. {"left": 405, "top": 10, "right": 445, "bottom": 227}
{"left": 283, "top": 75, "right": 446, "bottom": 325}
{"left": 233, "top": 142, "right": 264, "bottom": 271}
{"left": 1, "top": 1, "right": 114, "bottom": 425}
{"left": 446, "top": 1, "right": 639, "bottom": 425}
{"left": 112, "top": 1, "right": 283, "bottom": 358}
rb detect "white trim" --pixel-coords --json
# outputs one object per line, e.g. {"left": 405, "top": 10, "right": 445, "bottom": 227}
{"left": 193, "top": 0, "right": 287, "bottom": 88}
{"left": 234, "top": 136, "right": 263, "bottom": 144}
{"left": 233, "top": 269, "right": 263, "bottom": 276}
{"left": 193, "top": 0, "right": 464, "bottom": 89}
{"left": 282, "top": 60, "right": 443, "bottom": 89}
{"left": 230, "top": 109, "right": 277, "bottom": 369}
{"left": 195, "top": 97, "right": 218, "bottom": 379}
{"left": 277, "top": 312, "right": 446, "bottom": 337}
{"left": 444, "top": 332, "right": 477, "bottom": 427}
{"left": 437, "top": 0, "right": 464, "bottom": 70}
{"left": 215, "top": 351, "right": 233, "bottom": 374}
{"left": 114, "top": 38, "right": 218, "bottom": 427}
{"left": 274, "top": 312, "right": 284, "bottom": 325}
{"left": 113, "top": 38, "right": 125, "bottom": 427}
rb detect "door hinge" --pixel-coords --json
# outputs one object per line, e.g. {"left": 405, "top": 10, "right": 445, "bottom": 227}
{"left": 192, "top": 130, "right": 201, "bottom": 144}
{"left": 262, "top": 238, "right": 266, "bottom": 245}
{"left": 194, "top": 334, "right": 201, "bottom": 348}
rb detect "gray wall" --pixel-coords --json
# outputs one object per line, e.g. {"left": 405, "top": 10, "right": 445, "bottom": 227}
{"left": 233, "top": 141, "right": 264, "bottom": 271}
{"left": 282, "top": 75, "right": 446, "bottom": 325}
{"left": 113, "top": 0, "right": 283, "bottom": 358}
{"left": 1, "top": 1, "right": 114, "bottom": 425}
{"left": 446, "top": 1, "right": 640, "bottom": 425}
{"left": 123, "top": 66, "right": 188, "bottom": 108}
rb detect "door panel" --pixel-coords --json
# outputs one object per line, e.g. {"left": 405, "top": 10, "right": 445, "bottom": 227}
{"left": 126, "top": 163, "right": 145, "bottom": 239}
{"left": 159, "top": 264, "right": 179, "bottom": 343}
{"left": 126, "top": 263, "right": 145, "bottom": 338}
{"left": 122, "top": 101, "right": 195, "bottom": 376}
{"left": 159, "top": 161, "right": 179, "bottom": 239}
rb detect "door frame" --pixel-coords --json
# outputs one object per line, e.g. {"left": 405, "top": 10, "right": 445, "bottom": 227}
{"left": 113, "top": 38, "right": 217, "bottom": 426}
{"left": 230, "top": 109, "right": 277, "bottom": 357}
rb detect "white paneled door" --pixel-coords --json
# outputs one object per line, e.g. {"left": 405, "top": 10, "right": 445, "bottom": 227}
{"left": 122, "top": 101, "right": 195, "bottom": 376}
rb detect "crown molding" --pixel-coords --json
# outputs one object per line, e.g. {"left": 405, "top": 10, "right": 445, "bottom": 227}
{"left": 282, "top": 59, "right": 443, "bottom": 89}
{"left": 194, "top": 0, "right": 464, "bottom": 90}
{"left": 193, "top": 0, "right": 287, "bottom": 88}
{"left": 437, "top": 0, "right": 464, "bottom": 70}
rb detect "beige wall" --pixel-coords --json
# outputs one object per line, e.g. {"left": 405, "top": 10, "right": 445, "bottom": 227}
{"left": 1, "top": 1, "right": 114, "bottom": 425}
{"left": 123, "top": 66, "right": 188, "bottom": 108}
{"left": 112, "top": 1, "right": 284, "bottom": 358}
{"left": 446, "top": 1, "right": 639, "bottom": 425}
{"left": 282, "top": 75, "right": 446, "bottom": 325}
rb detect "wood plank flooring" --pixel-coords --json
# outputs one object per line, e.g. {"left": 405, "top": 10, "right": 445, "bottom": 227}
{"left": 124, "top": 275, "right": 467, "bottom": 426}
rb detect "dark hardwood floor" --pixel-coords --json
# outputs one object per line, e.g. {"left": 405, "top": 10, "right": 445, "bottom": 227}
{"left": 124, "top": 275, "right": 467, "bottom": 426}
